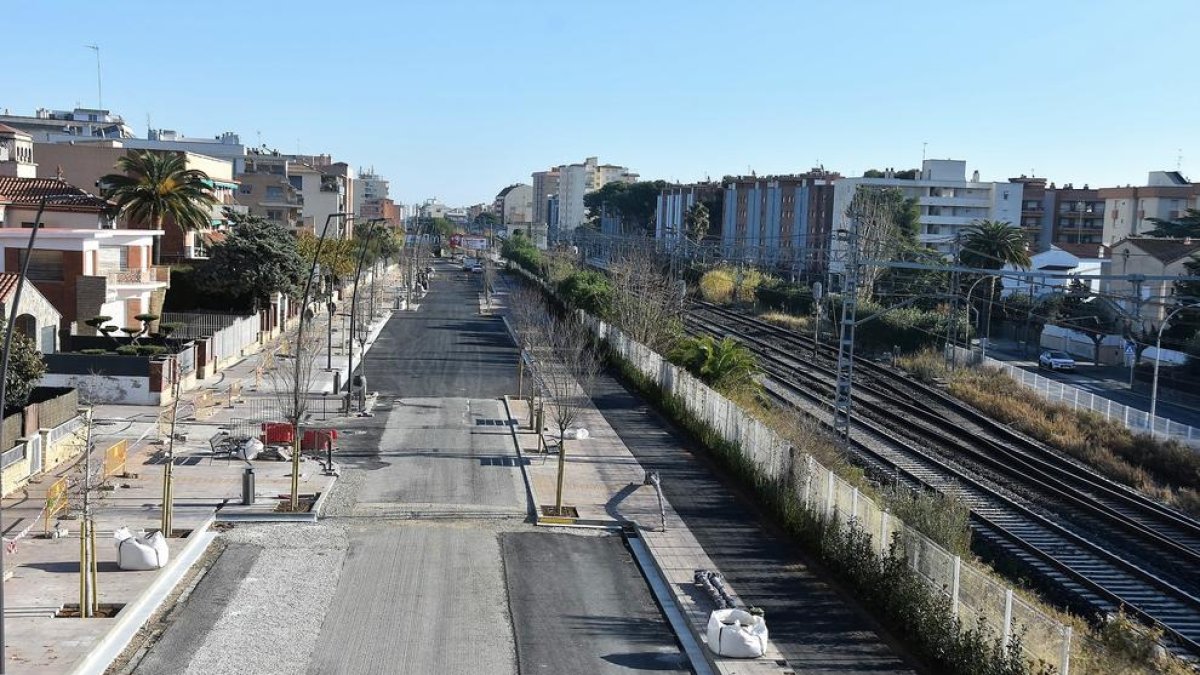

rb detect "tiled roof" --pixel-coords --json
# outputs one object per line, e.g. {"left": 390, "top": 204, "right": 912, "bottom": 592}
{"left": 0, "top": 273, "right": 18, "bottom": 303}
{"left": 1123, "top": 237, "right": 1200, "bottom": 264}
{"left": 0, "top": 177, "right": 109, "bottom": 211}
{"left": 0, "top": 123, "right": 26, "bottom": 135}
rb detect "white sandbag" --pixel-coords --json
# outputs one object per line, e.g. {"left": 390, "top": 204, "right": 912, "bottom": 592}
{"left": 706, "top": 609, "right": 768, "bottom": 658}
{"left": 238, "top": 438, "right": 264, "bottom": 460}
{"left": 563, "top": 428, "right": 590, "bottom": 440}
{"left": 114, "top": 527, "right": 170, "bottom": 570}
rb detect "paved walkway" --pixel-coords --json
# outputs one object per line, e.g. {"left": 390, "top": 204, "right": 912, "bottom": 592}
{"left": 0, "top": 268, "right": 403, "bottom": 674}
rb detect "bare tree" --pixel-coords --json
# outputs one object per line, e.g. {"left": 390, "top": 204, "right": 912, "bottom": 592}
{"left": 539, "top": 313, "right": 602, "bottom": 515}
{"left": 845, "top": 186, "right": 909, "bottom": 303}
{"left": 606, "top": 242, "right": 684, "bottom": 352}
{"left": 268, "top": 328, "right": 322, "bottom": 510}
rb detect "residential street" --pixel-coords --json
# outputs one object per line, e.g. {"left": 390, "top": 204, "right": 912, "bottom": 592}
{"left": 130, "top": 260, "right": 688, "bottom": 675}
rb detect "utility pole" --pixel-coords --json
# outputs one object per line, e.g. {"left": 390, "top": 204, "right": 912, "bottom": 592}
{"left": 944, "top": 234, "right": 962, "bottom": 366}
{"left": 85, "top": 45, "right": 102, "bottom": 109}
{"left": 832, "top": 220, "right": 861, "bottom": 446}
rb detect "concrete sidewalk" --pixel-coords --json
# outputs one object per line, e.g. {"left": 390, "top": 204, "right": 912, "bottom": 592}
{"left": 506, "top": 396, "right": 791, "bottom": 675}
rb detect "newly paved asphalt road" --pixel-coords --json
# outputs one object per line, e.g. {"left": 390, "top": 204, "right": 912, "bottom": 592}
{"left": 502, "top": 532, "right": 690, "bottom": 674}
{"left": 134, "top": 260, "right": 688, "bottom": 675}
{"left": 590, "top": 372, "right": 919, "bottom": 673}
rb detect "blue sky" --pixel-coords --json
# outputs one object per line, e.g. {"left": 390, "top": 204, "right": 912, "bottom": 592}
{"left": 3, "top": 0, "right": 1197, "bottom": 206}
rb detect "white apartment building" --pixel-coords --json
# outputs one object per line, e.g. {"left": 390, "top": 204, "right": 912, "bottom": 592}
{"left": 553, "top": 157, "right": 637, "bottom": 239}
{"left": 831, "top": 159, "right": 1023, "bottom": 255}
{"left": 354, "top": 168, "right": 389, "bottom": 214}
{"left": 1098, "top": 171, "right": 1200, "bottom": 244}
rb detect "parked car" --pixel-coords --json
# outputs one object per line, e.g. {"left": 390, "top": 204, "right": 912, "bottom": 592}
{"left": 1038, "top": 350, "right": 1076, "bottom": 371}
{"left": 470, "top": 265, "right": 484, "bottom": 274}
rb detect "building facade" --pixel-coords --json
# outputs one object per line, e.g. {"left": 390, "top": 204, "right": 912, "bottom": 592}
{"left": 1099, "top": 172, "right": 1200, "bottom": 244}
{"left": 832, "top": 160, "right": 1022, "bottom": 256}
{"left": 532, "top": 168, "right": 560, "bottom": 230}
{"left": 722, "top": 172, "right": 838, "bottom": 277}
{"left": 655, "top": 183, "right": 724, "bottom": 244}
{"left": 1107, "top": 237, "right": 1200, "bottom": 325}
{"left": 501, "top": 184, "right": 533, "bottom": 229}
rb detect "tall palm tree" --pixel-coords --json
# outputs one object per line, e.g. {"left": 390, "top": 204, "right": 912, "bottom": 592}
{"left": 958, "top": 219, "right": 1031, "bottom": 346}
{"left": 100, "top": 151, "right": 217, "bottom": 264}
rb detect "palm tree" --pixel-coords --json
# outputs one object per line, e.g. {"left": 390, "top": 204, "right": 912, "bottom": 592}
{"left": 958, "top": 219, "right": 1031, "bottom": 347}
{"left": 670, "top": 334, "right": 759, "bottom": 394}
{"left": 100, "top": 151, "right": 217, "bottom": 264}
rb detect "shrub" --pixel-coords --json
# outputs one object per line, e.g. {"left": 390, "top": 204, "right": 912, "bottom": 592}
{"left": 114, "top": 345, "right": 139, "bottom": 356}
{"left": 78, "top": 348, "right": 109, "bottom": 356}
{"left": 698, "top": 268, "right": 734, "bottom": 303}
{"left": 137, "top": 345, "right": 168, "bottom": 356}
{"left": 501, "top": 233, "right": 542, "bottom": 273}
{"left": 556, "top": 270, "right": 614, "bottom": 318}
{"left": 669, "top": 334, "right": 760, "bottom": 395}
{"left": 755, "top": 279, "right": 814, "bottom": 315}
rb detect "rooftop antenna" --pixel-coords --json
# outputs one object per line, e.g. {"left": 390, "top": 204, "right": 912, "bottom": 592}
{"left": 922, "top": 141, "right": 927, "bottom": 162}
{"left": 84, "top": 45, "right": 102, "bottom": 109}
{"left": 1178, "top": 148, "right": 1183, "bottom": 171}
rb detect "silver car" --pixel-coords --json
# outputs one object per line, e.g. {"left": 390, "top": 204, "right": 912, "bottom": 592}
{"left": 1038, "top": 350, "right": 1076, "bottom": 371}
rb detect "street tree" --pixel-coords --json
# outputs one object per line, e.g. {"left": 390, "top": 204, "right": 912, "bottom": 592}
{"left": 845, "top": 186, "right": 919, "bottom": 302}
{"left": 267, "top": 329, "right": 323, "bottom": 510}
{"left": 539, "top": 314, "right": 602, "bottom": 515}
{"left": 197, "top": 213, "right": 306, "bottom": 309}
{"left": 299, "top": 232, "right": 357, "bottom": 284}
{"left": 1162, "top": 254, "right": 1200, "bottom": 349}
{"left": 100, "top": 150, "right": 217, "bottom": 265}
{"left": 584, "top": 181, "right": 667, "bottom": 234}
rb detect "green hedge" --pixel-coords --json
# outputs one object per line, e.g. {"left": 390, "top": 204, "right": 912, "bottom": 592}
{"left": 556, "top": 269, "right": 614, "bottom": 319}
{"left": 501, "top": 234, "right": 542, "bottom": 274}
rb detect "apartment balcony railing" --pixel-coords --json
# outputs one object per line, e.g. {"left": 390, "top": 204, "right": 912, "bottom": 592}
{"left": 106, "top": 266, "right": 170, "bottom": 285}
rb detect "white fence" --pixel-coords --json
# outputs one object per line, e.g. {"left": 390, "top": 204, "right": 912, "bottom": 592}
{"left": 949, "top": 346, "right": 1199, "bottom": 446}
{"left": 162, "top": 312, "right": 259, "bottom": 364}
{"left": 594, "top": 318, "right": 1074, "bottom": 672}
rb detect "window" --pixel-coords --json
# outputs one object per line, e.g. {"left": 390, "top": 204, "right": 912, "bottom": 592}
{"left": 288, "top": 175, "right": 303, "bottom": 190}
{"left": 265, "top": 186, "right": 284, "bottom": 200}
{"left": 239, "top": 185, "right": 253, "bottom": 195}
{"left": 20, "top": 222, "right": 43, "bottom": 228}
{"left": 266, "top": 210, "right": 284, "bottom": 221}
{"left": 19, "top": 250, "right": 64, "bottom": 281}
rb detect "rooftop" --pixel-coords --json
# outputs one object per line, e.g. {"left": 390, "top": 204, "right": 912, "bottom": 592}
{"left": 1120, "top": 237, "right": 1200, "bottom": 264}
{"left": 0, "top": 177, "right": 110, "bottom": 211}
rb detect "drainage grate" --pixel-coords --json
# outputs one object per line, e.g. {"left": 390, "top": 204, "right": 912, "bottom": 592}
{"left": 480, "top": 456, "right": 530, "bottom": 467}
{"left": 474, "top": 418, "right": 508, "bottom": 426}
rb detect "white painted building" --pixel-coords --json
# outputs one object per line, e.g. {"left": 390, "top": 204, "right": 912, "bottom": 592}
{"left": 832, "top": 160, "right": 1023, "bottom": 255}
{"left": 1001, "top": 244, "right": 1106, "bottom": 298}
{"left": 1099, "top": 171, "right": 1200, "bottom": 244}
{"left": 502, "top": 184, "right": 533, "bottom": 228}
{"left": 354, "top": 168, "right": 389, "bottom": 215}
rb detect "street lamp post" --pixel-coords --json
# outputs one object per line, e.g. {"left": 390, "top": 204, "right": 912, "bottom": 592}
{"left": 963, "top": 274, "right": 995, "bottom": 357}
{"left": 346, "top": 219, "right": 383, "bottom": 413}
{"left": 1149, "top": 302, "right": 1200, "bottom": 434}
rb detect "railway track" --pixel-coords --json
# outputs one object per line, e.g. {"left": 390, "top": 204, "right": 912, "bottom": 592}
{"left": 685, "top": 300, "right": 1200, "bottom": 655}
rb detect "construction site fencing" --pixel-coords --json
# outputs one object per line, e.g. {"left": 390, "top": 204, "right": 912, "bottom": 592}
{"left": 948, "top": 345, "right": 1199, "bottom": 448}
{"left": 594, "top": 317, "right": 1073, "bottom": 673}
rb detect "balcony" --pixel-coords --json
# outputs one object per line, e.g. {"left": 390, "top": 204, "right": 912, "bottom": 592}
{"left": 105, "top": 266, "right": 170, "bottom": 285}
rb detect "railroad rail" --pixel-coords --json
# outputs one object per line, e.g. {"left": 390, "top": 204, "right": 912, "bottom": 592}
{"left": 686, "top": 300, "right": 1200, "bottom": 655}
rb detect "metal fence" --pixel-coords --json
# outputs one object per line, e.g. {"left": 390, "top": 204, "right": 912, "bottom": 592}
{"left": 161, "top": 312, "right": 259, "bottom": 364}
{"left": 594, "top": 317, "right": 1074, "bottom": 673}
{"left": 949, "top": 345, "right": 1199, "bottom": 447}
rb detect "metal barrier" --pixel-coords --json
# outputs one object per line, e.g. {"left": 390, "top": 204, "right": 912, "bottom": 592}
{"left": 102, "top": 440, "right": 127, "bottom": 479}
{"left": 948, "top": 345, "right": 1199, "bottom": 447}
{"left": 44, "top": 477, "right": 68, "bottom": 533}
{"left": 595, "top": 318, "right": 1074, "bottom": 673}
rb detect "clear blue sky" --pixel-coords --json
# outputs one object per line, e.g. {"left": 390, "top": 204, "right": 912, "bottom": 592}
{"left": 3, "top": 0, "right": 1197, "bottom": 206}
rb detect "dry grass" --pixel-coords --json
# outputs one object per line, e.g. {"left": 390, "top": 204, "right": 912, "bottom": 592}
{"left": 897, "top": 351, "right": 1200, "bottom": 519}
{"left": 760, "top": 311, "right": 812, "bottom": 332}
{"left": 699, "top": 267, "right": 766, "bottom": 304}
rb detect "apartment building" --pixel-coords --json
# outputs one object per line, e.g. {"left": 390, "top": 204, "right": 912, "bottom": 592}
{"left": 722, "top": 171, "right": 839, "bottom": 277}
{"left": 831, "top": 160, "right": 1022, "bottom": 256}
{"left": 238, "top": 151, "right": 352, "bottom": 238}
{"left": 0, "top": 107, "right": 135, "bottom": 143}
{"left": 532, "top": 168, "right": 560, "bottom": 230}
{"left": 1108, "top": 237, "right": 1200, "bottom": 325}
{"left": 497, "top": 184, "right": 533, "bottom": 229}
{"left": 1099, "top": 171, "right": 1200, "bottom": 244}
{"left": 655, "top": 183, "right": 723, "bottom": 244}
{"left": 1009, "top": 176, "right": 1105, "bottom": 249}
{"left": 546, "top": 157, "right": 637, "bottom": 241}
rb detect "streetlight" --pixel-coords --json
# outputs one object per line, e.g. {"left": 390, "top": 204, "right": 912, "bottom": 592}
{"left": 963, "top": 274, "right": 995, "bottom": 357}
{"left": 1149, "top": 302, "right": 1200, "bottom": 433}
{"left": 346, "top": 219, "right": 384, "bottom": 413}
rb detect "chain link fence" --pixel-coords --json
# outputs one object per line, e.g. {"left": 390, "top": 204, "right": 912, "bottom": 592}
{"left": 948, "top": 345, "right": 1199, "bottom": 447}
{"left": 595, "top": 317, "right": 1074, "bottom": 673}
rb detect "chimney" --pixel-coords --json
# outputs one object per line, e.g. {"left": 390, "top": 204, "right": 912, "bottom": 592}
{"left": 971, "top": 170, "right": 980, "bottom": 182}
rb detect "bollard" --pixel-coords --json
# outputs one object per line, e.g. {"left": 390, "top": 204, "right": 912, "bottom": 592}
{"left": 242, "top": 467, "right": 256, "bottom": 505}
{"left": 333, "top": 370, "right": 342, "bottom": 395}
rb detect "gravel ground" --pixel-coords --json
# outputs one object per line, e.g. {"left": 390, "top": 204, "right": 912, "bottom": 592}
{"left": 179, "top": 524, "right": 348, "bottom": 675}
{"left": 320, "top": 468, "right": 365, "bottom": 517}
